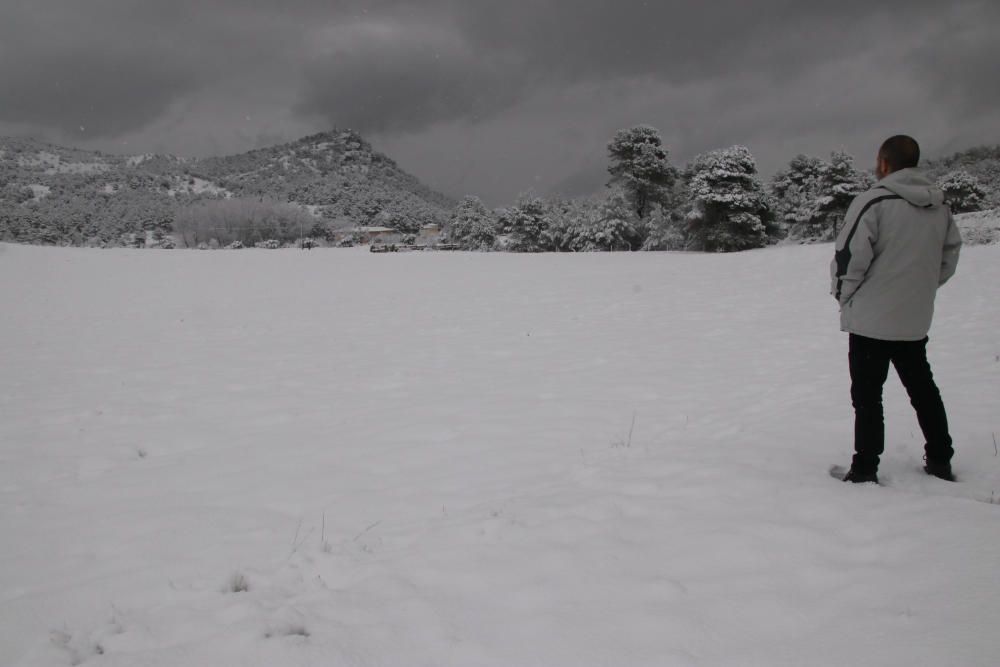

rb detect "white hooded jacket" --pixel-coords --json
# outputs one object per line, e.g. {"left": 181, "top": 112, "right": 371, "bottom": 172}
{"left": 830, "top": 168, "right": 962, "bottom": 341}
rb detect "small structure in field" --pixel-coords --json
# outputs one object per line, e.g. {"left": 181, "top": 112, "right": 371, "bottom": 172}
{"left": 418, "top": 223, "right": 443, "bottom": 245}
{"left": 335, "top": 226, "right": 402, "bottom": 246}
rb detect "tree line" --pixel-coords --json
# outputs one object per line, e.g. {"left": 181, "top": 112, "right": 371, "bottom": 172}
{"left": 446, "top": 126, "right": 997, "bottom": 253}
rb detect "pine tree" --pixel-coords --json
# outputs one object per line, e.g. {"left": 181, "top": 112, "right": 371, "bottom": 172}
{"left": 641, "top": 204, "right": 687, "bottom": 250}
{"left": 686, "top": 146, "right": 772, "bottom": 252}
{"left": 506, "top": 195, "right": 552, "bottom": 252}
{"left": 574, "top": 189, "right": 637, "bottom": 251}
{"left": 937, "top": 169, "right": 987, "bottom": 213}
{"left": 770, "top": 154, "right": 825, "bottom": 240}
{"left": 607, "top": 126, "right": 677, "bottom": 220}
{"left": 816, "top": 151, "right": 873, "bottom": 239}
{"left": 770, "top": 151, "right": 872, "bottom": 242}
{"left": 448, "top": 196, "right": 497, "bottom": 250}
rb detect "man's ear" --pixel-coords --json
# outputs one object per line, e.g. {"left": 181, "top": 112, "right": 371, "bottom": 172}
{"left": 876, "top": 157, "right": 889, "bottom": 180}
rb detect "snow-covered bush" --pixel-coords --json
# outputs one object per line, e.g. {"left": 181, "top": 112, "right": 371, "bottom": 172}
{"left": 297, "top": 238, "right": 319, "bottom": 249}
{"left": 938, "top": 170, "right": 987, "bottom": 213}
{"left": 954, "top": 208, "right": 1000, "bottom": 245}
{"left": 224, "top": 572, "right": 250, "bottom": 593}
{"left": 225, "top": 240, "right": 244, "bottom": 249}
{"left": 255, "top": 239, "right": 281, "bottom": 249}
{"left": 686, "top": 146, "right": 773, "bottom": 252}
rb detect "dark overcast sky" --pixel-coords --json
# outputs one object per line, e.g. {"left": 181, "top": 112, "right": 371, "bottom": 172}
{"left": 2, "top": 0, "right": 998, "bottom": 205}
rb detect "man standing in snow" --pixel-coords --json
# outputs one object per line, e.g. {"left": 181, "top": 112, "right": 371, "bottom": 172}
{"left": 831, "top": 135, "right": 962, "bottom": 484}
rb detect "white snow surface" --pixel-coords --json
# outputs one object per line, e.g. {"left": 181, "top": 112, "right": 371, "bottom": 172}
{"left": 1, "top": 242, "right": 999, "bottom": 666}
{"left": 26, "top": 184, "right": 51, "bottom": 200}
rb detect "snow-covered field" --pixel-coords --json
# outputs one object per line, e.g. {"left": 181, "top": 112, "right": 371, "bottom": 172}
{"left": 2, "top": 242, "right": 999, "bottom": 666}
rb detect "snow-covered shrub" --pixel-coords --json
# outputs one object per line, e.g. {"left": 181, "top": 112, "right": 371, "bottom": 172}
{"left": 955, "top": 208, "right": 1000, "bottom": 245}
{"left": 297, "top": 238, "right": 319, "bottom": 249}
{"left": 686, "top": 146, "right": 773, "bottom": 252}
{"left": 153, "top": 237, "right": 176, "bottom": 249}
{"left": 938, "top": 170, "right": 987, "bottom": 213}
{"left": 224, "top": 572, "right": 250, "bottom": 593}
{"left": 225, "top": 240, "right": 244, "bottom": 249}
{"left": 173, "top": 196, "right": 317, "bottom": 248}
{"left": 255, "top": 239, "right": 281, "bottom": 249}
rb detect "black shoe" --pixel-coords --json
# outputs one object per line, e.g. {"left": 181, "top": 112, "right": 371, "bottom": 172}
{"left": 924, "top": 459, "right": 955, "bottom": 482}
{"left": 842, "top": 468, "right": 879, "bottom": 484}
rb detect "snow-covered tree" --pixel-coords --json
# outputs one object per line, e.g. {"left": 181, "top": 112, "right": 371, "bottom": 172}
{"left": 574, "top": 189, "right": 638, "bottom": 251}
{"left": 937, "top": 169, "right": 987, "bottom": 213}
{"left": 448, "top": 196, "right": 497, "bottom": 250}
{"left": 641, "top": 204, "right": 687, "bottom": 250}
{"left": 816, "top": 151, "right": 873, "bottom": 238}
{"left": 770, "top": 151, "right": 872, "bottom": 242}
{"left": 506, "top": 194, "right": 552, "bottom": 252}
{"left": 686, "top": 146, "right": 772, "bottom": 252}
{"left": 607, "top": 126, "right": 678, "bottom": 220}
{"left": 541, "top": 198, "right": 583, "bottom": 252}
{"left": 770, "top": 154, "right": 825, "bottom": 240}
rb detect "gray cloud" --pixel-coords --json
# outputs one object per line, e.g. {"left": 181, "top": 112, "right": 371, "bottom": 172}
{"left": 0, "top": 1, "right": 998, "bottom": 202}
{"left": 295, "top": 17, "right": 527, "bottom": 133}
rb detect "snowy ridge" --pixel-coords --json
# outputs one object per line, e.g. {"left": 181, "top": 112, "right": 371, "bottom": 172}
{"left": 1, "top": 243, "right": 998, "bottom": 666}
{"left": 1, "top": 131, "right": 453, "bottom": 246}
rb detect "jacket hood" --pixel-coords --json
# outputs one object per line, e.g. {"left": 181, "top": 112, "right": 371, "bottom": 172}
{"left": 877, "top": 168, "right": 945, "bottom": 208}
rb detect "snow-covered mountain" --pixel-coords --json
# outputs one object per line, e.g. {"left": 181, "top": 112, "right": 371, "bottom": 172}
{"left": 0, "top": 131, "right": 455, "bottom": 246}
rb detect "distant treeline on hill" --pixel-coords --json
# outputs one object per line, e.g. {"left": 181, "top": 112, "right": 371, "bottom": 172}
{"left": 1, "top": 128, "right": 997, "bottom": 252}
{"left": 0, "top": 130, "right": 453, "bottom": 248}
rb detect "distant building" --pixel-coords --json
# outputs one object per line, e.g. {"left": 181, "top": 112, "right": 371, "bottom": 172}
{"left": 418, "top": 223, "right": 443, "bottom": 245}
{"left": 336, "top": 226, "right": 402, "bottom": 245}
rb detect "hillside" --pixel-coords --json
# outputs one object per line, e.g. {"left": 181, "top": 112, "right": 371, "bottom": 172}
{"left": 0, "top": 131, "right": 455, "bottom": 247}
{"left": 925, "top": 144, "right": 1000, "bottom": 209}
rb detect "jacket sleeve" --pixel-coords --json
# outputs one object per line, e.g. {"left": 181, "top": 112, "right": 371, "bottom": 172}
{"left": 938, "top": 211, "right": 962, "bottom": 286}
{"left": 830, "top": 201, "right": 879, "bottom": 305}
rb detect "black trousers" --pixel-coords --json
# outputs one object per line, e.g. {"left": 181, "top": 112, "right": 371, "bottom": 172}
{"left": 848, "top": 334, "right": 953, "bottom": 472}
